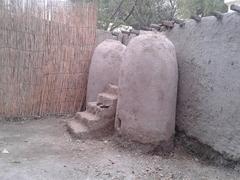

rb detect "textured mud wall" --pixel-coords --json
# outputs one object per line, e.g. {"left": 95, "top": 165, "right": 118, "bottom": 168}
{"left": 166, "top": 12, "right": 240, "bottom": 160}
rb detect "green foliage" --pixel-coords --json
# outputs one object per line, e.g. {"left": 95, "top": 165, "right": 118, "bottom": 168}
{"left": 97, "top": 0, "right": 176, "bottom": 30}
{"left": 177, "top": 0, "right": 228, "bottom": 18}
{"left": 71, "top": 0, "right": 228, "bottom": 30}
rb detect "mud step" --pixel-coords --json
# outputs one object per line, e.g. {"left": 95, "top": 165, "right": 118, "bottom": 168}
{"left": 67, "top": 119, "right": 90, "bottom": 139}
{"left": 86, "top": 102, "right": 116, "bottom": 118}
{"left": 75, "top": 111, "right": 102, "bottom": 130}
{"left": 86, "top": 102, "right": 106, "bottom": 114}
{"left": 97, "top": 93, "right": 118, "bottom": 106}
{"left": 67, "top": 119, "right": 114, "bottom": 139}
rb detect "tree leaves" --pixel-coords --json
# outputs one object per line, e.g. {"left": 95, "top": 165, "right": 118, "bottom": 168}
{"left": 71, "top": 0, "right": 228, "bottom": 30}
{"left": 97, "top": 0, "right": 176, "bottom": 30}
{"left": 177, "top": 0, "right": 228, "bottom": 18}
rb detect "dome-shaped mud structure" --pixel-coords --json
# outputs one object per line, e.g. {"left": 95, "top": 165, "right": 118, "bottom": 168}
{"left": 87, "top": 39, "right": 126, "bottom": 102}
{"left": 116, "top": 34, "right": 178, "bottom": 146}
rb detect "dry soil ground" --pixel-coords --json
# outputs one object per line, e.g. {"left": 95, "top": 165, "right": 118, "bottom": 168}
{"left": 0, "top": 117, "right": 239, "bottom": 180}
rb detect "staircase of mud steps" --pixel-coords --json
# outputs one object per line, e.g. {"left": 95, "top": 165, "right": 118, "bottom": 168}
{"left": 67, "top": 84, "right": 118, "bottom": 139}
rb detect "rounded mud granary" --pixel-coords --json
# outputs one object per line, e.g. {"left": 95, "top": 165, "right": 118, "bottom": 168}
{"left": 87, "top": 39, "right": 126, "bottom": 102}
{"left": 116, "top": 33, "right": 178, "bottom": 145}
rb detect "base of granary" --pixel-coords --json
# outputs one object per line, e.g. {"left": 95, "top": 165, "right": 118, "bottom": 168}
{"left": 114, "top": 132, "right": 175, "bottom": 154}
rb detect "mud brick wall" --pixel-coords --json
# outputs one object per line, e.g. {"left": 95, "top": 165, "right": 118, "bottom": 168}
{"left": 167, "top": 12, "right": 240, "bottom": 161}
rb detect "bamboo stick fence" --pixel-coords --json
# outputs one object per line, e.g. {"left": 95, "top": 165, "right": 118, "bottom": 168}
{"left": 0, "top": 0, "right": 97, "bottom": 117}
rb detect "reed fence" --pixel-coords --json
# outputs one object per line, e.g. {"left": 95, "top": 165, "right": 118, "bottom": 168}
{"left": 0, "top": 0, "right": 97, "bottom": 117}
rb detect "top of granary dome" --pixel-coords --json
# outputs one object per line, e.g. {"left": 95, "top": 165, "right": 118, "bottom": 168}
{"left": 127, "top": 33, "right": 175, "bottom": 53}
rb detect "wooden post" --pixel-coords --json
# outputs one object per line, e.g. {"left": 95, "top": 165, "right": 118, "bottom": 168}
{"left": 141, "top": 26, "right": 153, "bottom": 31}
{"left": 121, "top": 30, "right": 131, "bottom": 36}
{"left": 161, "top": 20, "right": 175, "bottom": 28}
{"left": 174, "top": 18, "right": 185, "bottom": 27}
{"left": 210, "top": 11, "right": 223, "bottom": 20}
{"left": 190, "top": 15, "right": 201, "bottom": 23}
{"left": 131, "top": 29, "right": 140, "bottom": 36}
{"left": 150, "top": 24, "right": 161, "bottom": 30}
{"left": 111, "top": 31, "right": 119, "bottom": 37}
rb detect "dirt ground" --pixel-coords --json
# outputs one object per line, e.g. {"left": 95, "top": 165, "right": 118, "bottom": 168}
{"left": 0, "top": 117, "right": 239, "bottom": 180}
